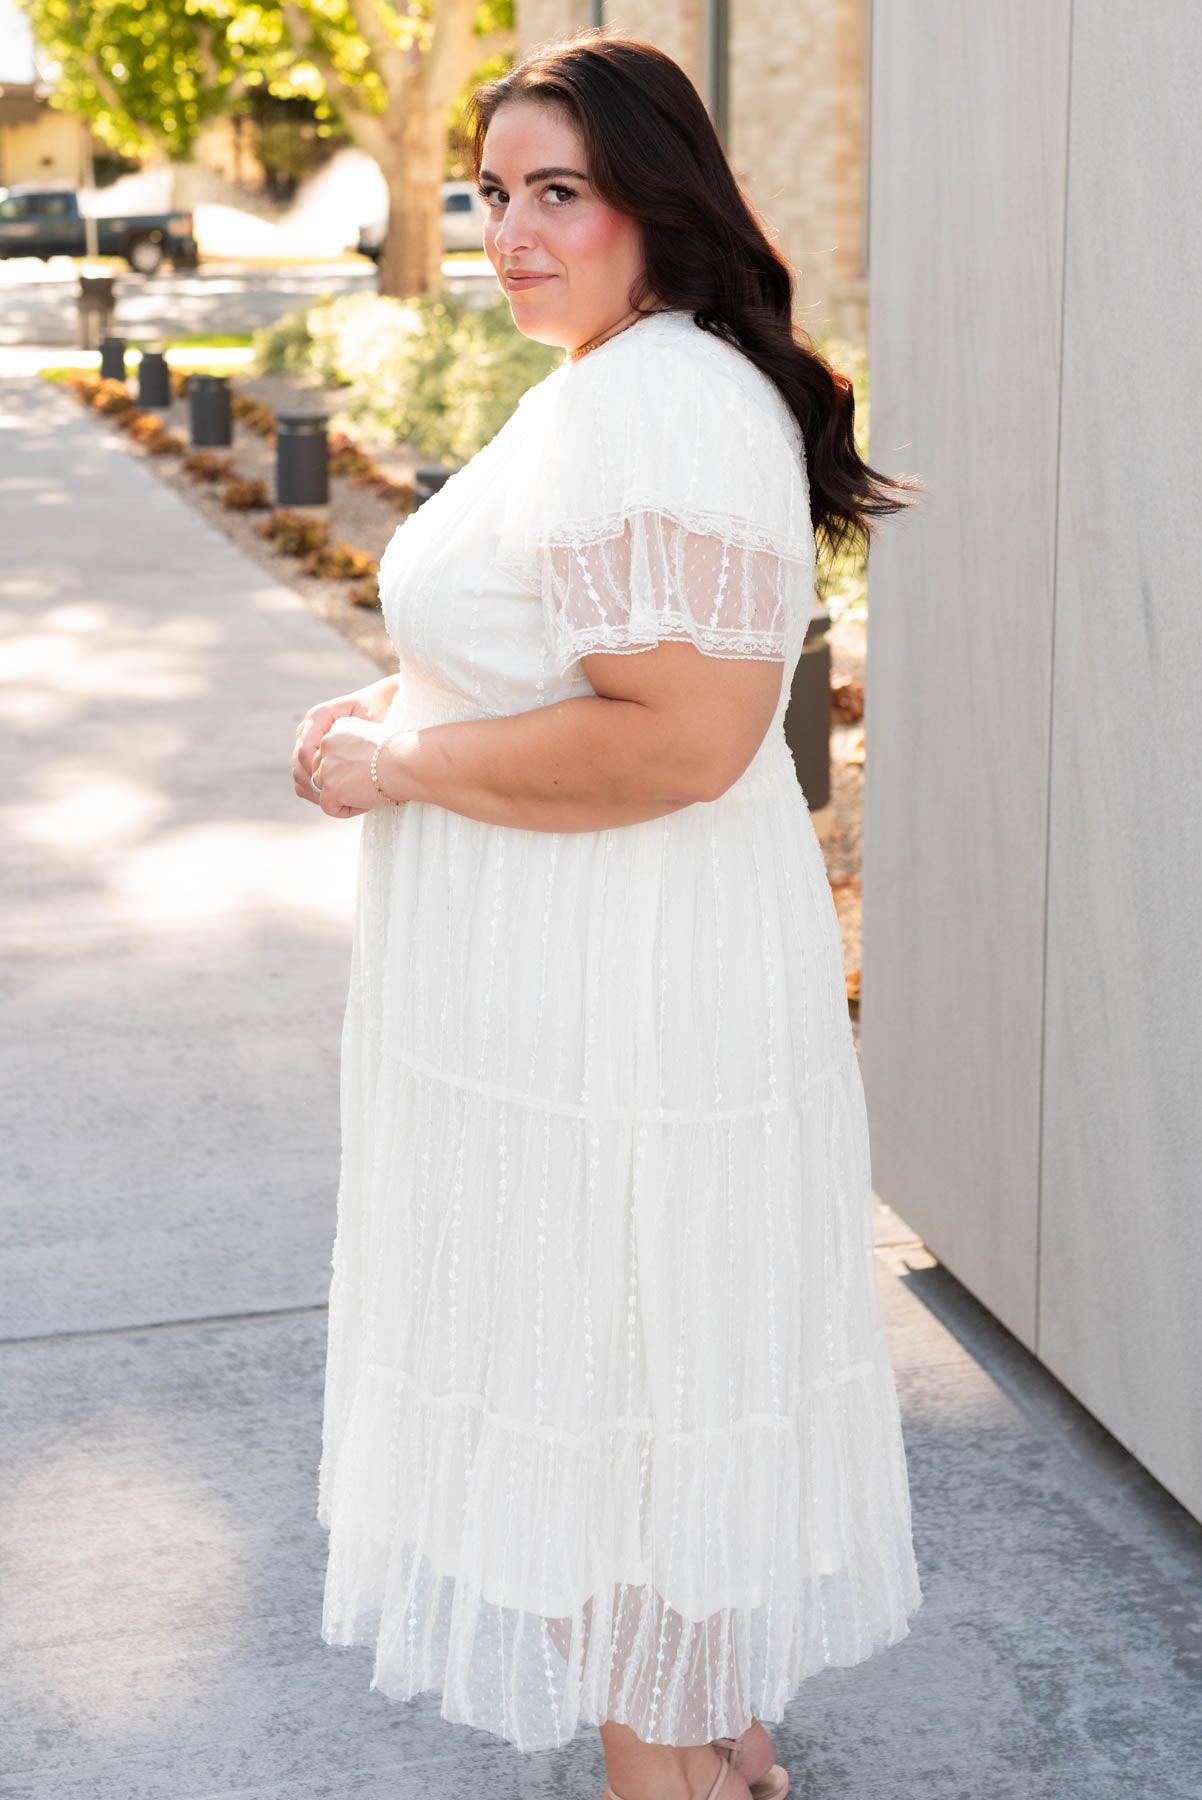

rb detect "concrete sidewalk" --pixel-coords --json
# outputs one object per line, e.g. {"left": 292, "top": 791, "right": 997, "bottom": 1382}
{"left": 2, "top": 374, "right": 1201, "bottom": 1799}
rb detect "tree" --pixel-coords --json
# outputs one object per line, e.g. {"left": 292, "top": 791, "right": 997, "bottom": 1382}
{"left": 279, "top": 0, "right": 513, "bottom": 297}
{"left": 16, "top": 1, "right": 287, "bottom": 163}
{"left": 18, "top": 0, "right": 514, "bottom": 297}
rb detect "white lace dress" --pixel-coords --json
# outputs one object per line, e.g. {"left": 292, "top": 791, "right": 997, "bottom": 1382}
{"left": 316, "top": 307, "right": 922, "bottom": 1752}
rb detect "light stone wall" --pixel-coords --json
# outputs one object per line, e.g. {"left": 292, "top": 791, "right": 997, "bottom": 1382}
{"left": 515, "top": 0, "right": 592, "bottom": 58}
{"left": 862, "top": 0, "right": 1202, "bottom": 1522}
{"left": 1037, "top": 0, "right": 1202, "bottom": 1523}
{"left": 603, "top": 2, "right": 705, "bottom": 88}
{"left": 728, "top": 0, "right": 867, "bottom": 338}
{"left": 516, "top": 2, "right": 706, "bottom": 89}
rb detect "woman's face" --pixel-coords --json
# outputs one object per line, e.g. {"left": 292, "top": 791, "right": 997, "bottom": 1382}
{"left": 478, "top": 99, "right": 647, "bottom": 351}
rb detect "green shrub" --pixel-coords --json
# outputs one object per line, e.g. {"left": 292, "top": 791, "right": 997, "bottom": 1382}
{"left": 812, "top": 330, "right": 870, "bottom": 623}
{"left": 321, "top": 292, "right": 456, "bottom": 445}
{"left": 249, "top": 286, "right": 559, "bottom": 462}
{"left": 251, "top": 298, "right": 335, "bottom": 378}
{"left": 307, "top": 293, "right": 414, "bottom": 388}
{"left": 439, "top": 302, "right": 562, "bottom": 462}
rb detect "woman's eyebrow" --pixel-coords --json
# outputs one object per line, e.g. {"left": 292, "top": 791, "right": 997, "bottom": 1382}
{"left": 477, "top": 166, "right": 589, "bottom": 185}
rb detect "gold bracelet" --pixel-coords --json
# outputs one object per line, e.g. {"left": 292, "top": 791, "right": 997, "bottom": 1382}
{"left": 370, "top": 729, "right": 406, "bottom": 805}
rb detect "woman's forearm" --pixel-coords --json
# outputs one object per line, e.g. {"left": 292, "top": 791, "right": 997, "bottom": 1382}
{"left": 377, "top": 694, "right": 709, "bottom": 832}
{"left": 355, "top": 672, "right": 400, "bottom": 722}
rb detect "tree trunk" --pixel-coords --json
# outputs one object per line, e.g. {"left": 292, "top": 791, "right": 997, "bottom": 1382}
{"left": 280, "top": 1, "right": 512, "bottom": 302}
{"left": 377, "top": 108, "right": 444, "bottom": 299}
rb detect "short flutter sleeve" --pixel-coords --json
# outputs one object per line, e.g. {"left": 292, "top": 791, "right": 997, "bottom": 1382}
{"left": 495, "top": 321, "right": 816, "bottom": 681}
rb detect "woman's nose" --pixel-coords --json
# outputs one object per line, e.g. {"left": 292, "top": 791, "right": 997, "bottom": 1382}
{"left": 493, "top": 199, "right": 536, "bottom": 254}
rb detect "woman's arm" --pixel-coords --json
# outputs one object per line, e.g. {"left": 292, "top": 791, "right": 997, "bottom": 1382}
{"left": 346, "top": 671, "right": 400, "bottom": 723}
{"left": 372, "top": 641, "right": 783, "bottom": 833}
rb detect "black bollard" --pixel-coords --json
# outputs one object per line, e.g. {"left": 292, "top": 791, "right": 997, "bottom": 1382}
{"left": 77, "top": 275, "right": 116, "bottom": 351}
{"left": 275, "top": 414, "right": 329, "bottom": 507}
{"left": 136, "top": 348, "right": 171, "bottom": 409}
{"left": 189, "top": 373, "right": 232, "bottom": 447}
{"left": 783, "top": 606, "right": 832, "bottom": 810}
{"left": 413, "top": 464, "right": 458, "bottom": 507}
{"left": 99, "top": 335, "right": 128, "bottom": 382}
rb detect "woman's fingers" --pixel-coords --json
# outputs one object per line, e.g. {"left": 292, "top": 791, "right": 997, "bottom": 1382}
{"left": 296, "top": 708, "right": 335, "bottom": 774}
{"left": 293, "top": 745, "right": 321, "bottom": 803}
{"left": 295, "top": 695, "right": 367, "bottom": 773}
{"left": 312, "top": 762, "right": 367, "bottom": 820}
{"left": 293, "top": 697, "right": 379, "bottom": 809}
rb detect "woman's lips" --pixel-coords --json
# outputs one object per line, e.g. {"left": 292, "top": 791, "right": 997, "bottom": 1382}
{"left": 506, "top": 272, "right": 555, "bottom": 288}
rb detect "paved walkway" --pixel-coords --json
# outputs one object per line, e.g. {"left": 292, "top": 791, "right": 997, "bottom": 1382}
{"left": 2, "top": 373, "right": 1201, "bottom": 1799}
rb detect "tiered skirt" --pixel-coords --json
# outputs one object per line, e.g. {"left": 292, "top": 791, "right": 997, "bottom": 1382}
{"left": 317, "top": 731, "right": 922, "bottom": 1750}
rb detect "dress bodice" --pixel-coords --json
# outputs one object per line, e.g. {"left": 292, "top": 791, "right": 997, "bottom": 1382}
{"left": 376, "top": 308, "right": 817, "bottom": 785}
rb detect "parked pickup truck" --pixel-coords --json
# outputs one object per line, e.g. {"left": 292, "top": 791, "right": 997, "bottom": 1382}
{"left": 0, "top": 185, "right": 199, "bottom": 274}
{"left": 358, "top": 180, "right": 486, "bottom": 261}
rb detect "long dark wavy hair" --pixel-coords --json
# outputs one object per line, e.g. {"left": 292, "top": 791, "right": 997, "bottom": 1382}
{"left": 459, "top": 27, "right": 922, "bottom": 569}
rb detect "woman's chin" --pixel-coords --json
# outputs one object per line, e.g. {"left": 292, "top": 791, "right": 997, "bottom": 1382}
{"left": 506, "top": 301, "right": 569, "bottom": 349}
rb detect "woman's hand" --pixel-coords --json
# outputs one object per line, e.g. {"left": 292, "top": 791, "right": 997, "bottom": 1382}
{"left": 292, "top": 676, "right": 397, "bottom": 812}
{"left": 310, "top": 717, "right": 402, "bottom": 819}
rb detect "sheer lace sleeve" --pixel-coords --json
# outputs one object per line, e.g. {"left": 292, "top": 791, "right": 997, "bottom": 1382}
{"left": 542, "top": 516, "right": 801, "bottom": 673}
{"left": 495, "top": 319, "right": 817, "bottom": 682}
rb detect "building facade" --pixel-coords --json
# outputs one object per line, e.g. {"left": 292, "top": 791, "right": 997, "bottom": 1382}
{"left": 862, "top": 0, "right": 1202, "bottom": 1525}
{"left": 0, "top": 82, "right": 84, "bottom": 187}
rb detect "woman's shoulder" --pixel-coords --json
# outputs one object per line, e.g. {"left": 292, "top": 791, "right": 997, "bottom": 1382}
{"left": 495, "top": 306, "right": 814, "bottom": 574}
{"left": 511, "top": 306, "right": 791, "bottom": 414}
{"left": 510, "top": 310, "right": 793, "bottom": 432}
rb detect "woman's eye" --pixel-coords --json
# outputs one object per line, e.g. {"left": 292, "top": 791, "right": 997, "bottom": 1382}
{"left": 476, "top": 183, "right": 578, "bottom": 207}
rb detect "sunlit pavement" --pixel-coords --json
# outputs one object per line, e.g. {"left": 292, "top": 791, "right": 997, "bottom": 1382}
{"left": 2, "top": 374, "right": 1202, "bottom": 1798}
{"left": 0, "top": 253, "right": 499, "bottom": 348}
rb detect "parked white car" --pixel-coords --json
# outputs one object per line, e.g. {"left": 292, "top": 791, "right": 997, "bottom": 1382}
{"left": 357, "top": 180, "right": 486, "bottom": 260}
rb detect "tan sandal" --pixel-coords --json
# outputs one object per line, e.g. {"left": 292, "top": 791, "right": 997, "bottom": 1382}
{"left": 605, "top": 1744, "right": 757, "bottom": 1800}
{"left": 712, "top": 1720, "right": 790, "bottom": 1800}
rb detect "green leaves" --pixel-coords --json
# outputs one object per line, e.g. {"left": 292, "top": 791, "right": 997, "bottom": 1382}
{"left": 19, "top": 0, "right": 287, "bottom": 156}
{"left": 251, "top": 286, "right": 559, "bottom": 461}
{"left": 18, "top": 1, "right": 511, "bottom": 160}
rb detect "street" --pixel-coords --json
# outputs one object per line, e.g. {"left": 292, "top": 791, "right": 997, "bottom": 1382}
{"left": 0, "top": 253, "right": 499, "bottom": 347}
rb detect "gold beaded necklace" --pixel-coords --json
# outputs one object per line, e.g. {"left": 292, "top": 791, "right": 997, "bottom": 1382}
{"left": 567, "top": 310, "right": 651, "bottom": 362}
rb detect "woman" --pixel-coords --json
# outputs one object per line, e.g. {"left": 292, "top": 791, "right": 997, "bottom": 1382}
{"left": 292, "top": 29, "right": 923, "bottom": 1800}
